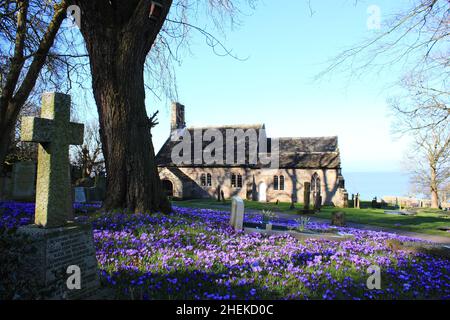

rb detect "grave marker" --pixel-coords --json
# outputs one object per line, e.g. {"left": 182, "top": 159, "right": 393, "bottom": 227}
{"left": 21, "top": 92, "right": 84, "bottom": 227}
{"left": 17, "top": 92, "right": 99, "bottom": 299}
{"left": 303, "top": 182, "right": 311, "bottom": 211}
{"left": 74, "top": 187, "right": 87, "bottom": 203}
{"left": 11, "top": 161, "right": 36, "bottom": 201}
{"left": 230, "top": 196, "right": 244, "bottom": 231}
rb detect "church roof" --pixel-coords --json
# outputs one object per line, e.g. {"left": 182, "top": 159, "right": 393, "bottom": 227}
{"left": 279, "top": 137, "right": 338, "bottom": 153}
{"left": 156, "top": 125, "right": 341, "bottom": 169}
{"left": 277, "top": 137, "right": 340, "bottom": 168}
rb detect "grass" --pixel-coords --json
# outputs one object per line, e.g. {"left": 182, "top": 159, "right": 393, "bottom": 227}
{"left": 173, "top": 198, "right": 299, "bottom": 212}
{"left": 172, "top": 199, "right": 450, "bottom": 238}
{"left": 316, "top": 207, "right": 450, "bottom": 237}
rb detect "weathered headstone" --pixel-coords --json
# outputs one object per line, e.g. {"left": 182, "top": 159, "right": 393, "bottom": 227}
{"left": 17, "top": 92, "right": 99, "bottom": 300}
{"left": 343, "top": 190, "right": 349, "bottom": 208}
{"left": 331, "top": 211, "right": 346, "bottom": 226}
{"left": 11, "top": 161, "right": 36, "bottom": 201}
{"left": 21, "top": 93, "right": 84, "bottom": 226}
{"left": 230, "top": 196, "right": 244, "bottom": 231}
{"left": 0, "top": 174, "right": 13, "bottom": 200}
{"left": 303, "top": 182, "right": 311, "bottom": 210}
{"left": 354, "top": 193, "right": 360, "bottom": 209}
{"left": 74, "top": 187, "right": 87, "bottom": 203}
{"left": 251, "top": 175, "right": 257, "bottom": 201}
{"left": 313, "top": 194, "right": 322, "bottom": 211}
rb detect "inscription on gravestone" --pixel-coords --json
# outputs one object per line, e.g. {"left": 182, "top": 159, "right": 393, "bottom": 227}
{"left": 19, "top": 225, "right": 99, "bottom": 299}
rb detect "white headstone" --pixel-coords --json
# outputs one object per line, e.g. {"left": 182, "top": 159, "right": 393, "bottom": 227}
{"left": 74, "top": 187, "right": 87, "bottom": 203}
{"left": 230, "top": 196, "right": 244, "bottom": 231}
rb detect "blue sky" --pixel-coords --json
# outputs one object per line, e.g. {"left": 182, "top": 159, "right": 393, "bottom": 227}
{"left": 73, "top": 0, "right": 413, "bottom": 173}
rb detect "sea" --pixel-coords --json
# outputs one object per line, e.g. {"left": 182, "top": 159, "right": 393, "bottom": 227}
{"left": 343, "top": 171, "right": 413, "bottom": 201}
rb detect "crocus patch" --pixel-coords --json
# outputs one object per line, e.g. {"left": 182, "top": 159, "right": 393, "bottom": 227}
{"left": 1, "top": 201, "right": 449, "bottom": 300}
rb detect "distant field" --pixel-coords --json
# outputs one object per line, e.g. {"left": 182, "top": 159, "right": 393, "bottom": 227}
{"left": 172, "top": 199, "right": 450, "bottom": 238}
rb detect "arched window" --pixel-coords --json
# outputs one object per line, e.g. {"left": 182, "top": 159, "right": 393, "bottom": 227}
{"left": 200, "top": 173, "right": 206, "bottom": 186}
{"left": 207, "top": 173, "right": 212, "bottom": 186}
{"left": 273, "top": 176, "right": 279, "bottom": 190}
{"left": 311, "top": 173, "right": 321, "bottom": 195}
{"left": 279, "top": 175, "right": 285, "bottom": 191}
{"left": 231, "top": 173, "right": 236, "bottom": 187}
{"left": 237, "top": 174, "right": 243, "bottom": 188}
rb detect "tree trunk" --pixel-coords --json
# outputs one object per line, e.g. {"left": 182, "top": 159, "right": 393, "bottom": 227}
{"left": 88, "top": 43, "right": 169, "bottom": 213}
{"left": 0, "top": 101, "right": 21, "bottom": 167}
{"left": 430, "top": 165, "right": 439, "bottom": 209}
{"left": 0, "top": 1, "right": 67, "bottom": 168}
{"left": 76, "top": 0, "right": 172, "bottom": 213}
{"left": 0, "top": 116, "right": 14, "bottom": 168}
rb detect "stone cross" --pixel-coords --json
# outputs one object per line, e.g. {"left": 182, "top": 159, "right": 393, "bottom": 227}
{"left": 21, "top": 92, "right": 84, "bottom": 228}
{"left": 230, "top": 196, "right": 244, "bottom": 231}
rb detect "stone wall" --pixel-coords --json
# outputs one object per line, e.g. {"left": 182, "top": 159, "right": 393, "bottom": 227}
{"left": 382, "top": 196, "right": 450, "bottom": 209}
{"left": 159, "top": 166, "right": 346, "bottom": 206}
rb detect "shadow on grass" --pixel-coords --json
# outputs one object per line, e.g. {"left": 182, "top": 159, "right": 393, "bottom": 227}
{"left": 99, "top": 269, "right": 284, "bottom": 300}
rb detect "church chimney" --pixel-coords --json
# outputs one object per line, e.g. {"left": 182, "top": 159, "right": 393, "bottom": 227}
{"left": 171, "top": 102, "right": 186, "bottom": 131}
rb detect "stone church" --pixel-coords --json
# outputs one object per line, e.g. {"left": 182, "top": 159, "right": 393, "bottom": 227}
{"left": 156, "top": 103, "right": 348, "bottom": 207}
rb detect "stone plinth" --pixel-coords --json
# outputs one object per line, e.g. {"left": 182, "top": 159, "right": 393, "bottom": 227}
{"left": 17, "top": 223, "right": 99, "bottom": 300}
{"left": 331, "top": 211, "right": 346, "bottom": 227}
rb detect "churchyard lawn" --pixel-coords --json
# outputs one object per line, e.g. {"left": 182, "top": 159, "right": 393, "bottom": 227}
{"left": 1, "top": 201, "right": 450, "bottom": 300}
{"left": 173, "top": 199, "right": 450, "bottom": 238}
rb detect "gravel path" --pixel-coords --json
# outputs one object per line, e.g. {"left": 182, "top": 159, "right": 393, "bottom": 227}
{"left": 272, "top": 211, "right": 450, "bottom": 245}
{"left": 176, "top": 204, "right": 450, "bottom": 245}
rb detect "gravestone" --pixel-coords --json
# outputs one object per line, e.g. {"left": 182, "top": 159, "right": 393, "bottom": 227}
{"left": 251, "top": 176, "right": 257, "bottom": 201}
{"left": 342, "top": 190, "right": 349, "bottom": 208}
{"left": 74, "top": 187, "right": 87, "bottom": 203}
{"left": 230, "top": 196, "right": 244, "bottom": 231}
{"left": 75, "top": 174, "right": 106, "bottom": 203}
{"left": 0, "top": 175, "right": 12, "bottom": 200}
{"left": 86, "top": 183, "right": 105, "bottom": 202}
{"left": 11, "top": 161, "right": 36, "bottom": 201}
{"left": 354, "top": 193, "right": 360, "bottom": 209}
{"left": 313, "top": 194, "right": 322, "bottom": 211}
{"left": 331, "top": 211, "right": 345, "bottom": 226}
{"left": 17, "top": 92, "right": 99, "bottom": 299}
{"left": 303, "top": 182, "right": 311, "bottom": 210}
